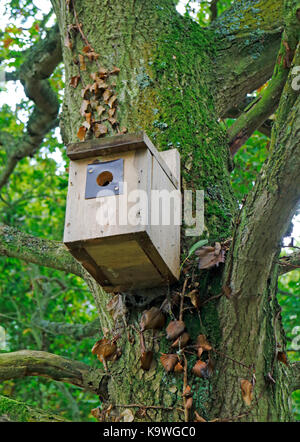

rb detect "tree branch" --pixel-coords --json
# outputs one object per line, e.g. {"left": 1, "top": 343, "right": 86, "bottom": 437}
{"left": 33, "top": 318, "right": 100, "bottom": 339}
{"left": 0, "top": 24, "right": 62, "bottom": 190}
{"left": 290, "top": 362, "right": 300, "bottom": 392}
{"left": 212, "top": 0, "right": 284, "bottom": 117}
{"left": 210, "top": 0, "right": 218, "bottom": 22}
{"left": 0, "top": 350, "right": 108, "bottom": 396}
{"left": 228, "top": 0, "right": 300, "bottom": 155}
{"left": 0, "top": 395, "right": 67, "bottom": 422}
{"left": 224, "top": 43, "right": 300, "bottom": 299}
{"left": 0, "top": 224, "right": 84, "bottom": 278}
{"left": 279, "top": 250, "right": 300, "bottom": 275}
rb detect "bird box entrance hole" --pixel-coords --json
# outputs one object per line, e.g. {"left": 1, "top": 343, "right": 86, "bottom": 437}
{"left": 64, "top": 132, "right": 181, "bottom": 292}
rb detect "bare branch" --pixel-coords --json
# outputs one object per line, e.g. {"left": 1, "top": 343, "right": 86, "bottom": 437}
{"left": 0, "top": 350, "right": 108, "bottom": 396}
{"left": 279, "top": 250, "right": 300, "bottom": 275}
{"left": 0, "top": 224, "right": 84, "bottom": 278}
{"left": 0, "top": 24, "right": 62, "bottom": 190}
{"left": 210, "top": 0, "right": 218, "bottom": 22}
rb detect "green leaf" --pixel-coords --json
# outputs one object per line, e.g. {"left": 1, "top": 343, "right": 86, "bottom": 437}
{"left": 187, "top": 239, "right": 208, "bottom": 258}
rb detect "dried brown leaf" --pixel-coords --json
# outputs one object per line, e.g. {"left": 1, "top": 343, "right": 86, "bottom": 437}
{"left": 196, "top": 334, "right": 212, "bottom": 352}
{"left": 81, "top": 84, "right": 92, "bottom": 99}
{"left": 91, "top": 338, "right": 117, "bottom": 363}
{"left": 192, "top": 360, "right": 208, "bottom": 378}
{"left": 171, "top": 332, "right": 190, "bottom": 348}
{"left": 174, "top": 362, "right": 184, "bottom": 373}
{"left": 96, "top": 105, "right": 106, "bottom": 117}
{"left": 86, "top": 51, "right": 99, "bottom": 61}
{"left": 108, "top": 94, "right": 117, "bottom": 108}
{"left": 120, "top": 408, "right": 134, "bottom": 422}
{"left": 240, "top": 379, "right": 253, "bottom": 406}
{"left": 77, "top": 125, "right": 87, "bottom": 141}
{"left": 182, "top": 385, "right": 192, "bottom": 397}
{"left": 99, "top": 67, "right": 108, "bottom": 78}
{"left": 80, "top": 100, "right": 90, "bottom": 116}
{"left": 140, "top": 307, "right": 165, "bottom": 331}
{"left": 78, "top": 54, "right": 86, "bottom": 71}
{"left": 110, "top": 66, "right": 120, "bottom": 75}
{"left": 186, "top": 289, "right": 200, "bottom": 309}
{"left": 277, "top": 351, "right": 289, "bottom": 366}
{"left": 108, "top": 117, "right": 117, "bottom": 126}
{"left": 69, "top": 75, "right": 80, "bottom": 88}
{"left": 103, "top": 89, "right": 112, "bottom": 103}
{"left": 94, "top": 123, "right": 108, "bottom": 137}
{"left": 195, "top": 242, "right": 225, "bottom": 269}
{"left": 140, "top": 351, "right": 153, "bottom": 370}
{"left": 166, "top": 320, "right": 185, "bottom": 340}
{"left": 108, "top": 108, "right": 116, "bottom": 118}
{"left": 160, "top": 353, "right": 178, "bottom": 372}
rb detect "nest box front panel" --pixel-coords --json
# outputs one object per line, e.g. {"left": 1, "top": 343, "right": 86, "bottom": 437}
{"left": 64, "top": 149, "right": 149, "bottom": 245}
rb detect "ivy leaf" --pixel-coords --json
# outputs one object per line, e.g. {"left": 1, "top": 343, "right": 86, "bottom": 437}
{"left": 188, "top": 239, "right": 209, "bottom": 258}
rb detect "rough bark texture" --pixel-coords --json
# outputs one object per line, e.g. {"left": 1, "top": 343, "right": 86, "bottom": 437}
{"left": 211, "top": 45, "right": 300, "bottom": 421}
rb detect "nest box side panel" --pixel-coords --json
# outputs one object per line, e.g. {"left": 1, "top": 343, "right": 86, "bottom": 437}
{"left": 147, "top": 149, "right": 181, "bottom": 281}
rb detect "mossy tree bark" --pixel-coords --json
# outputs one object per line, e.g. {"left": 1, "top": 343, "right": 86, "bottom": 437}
{"left": 0, "top": 0, "right": 299, "bottom": 422}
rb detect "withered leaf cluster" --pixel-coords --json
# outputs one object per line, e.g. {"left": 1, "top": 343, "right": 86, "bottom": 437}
{"left": 75, "top": 63, "right": 126, "bottom": 141}
{"left": 195, "top": 242, "right": 226, "bottom": 270}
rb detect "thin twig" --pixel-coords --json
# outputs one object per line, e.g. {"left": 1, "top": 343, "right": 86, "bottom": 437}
{"left": 71, "top": 0, "right": 94, "bottom": 51}
{"left": 114, "top": 404, "right": 183, "bottom": 412}
{"left": 182, "top": 353, "right": 189, "bottom": 423}
{"left": 179, "top": 278, "right": 189, "bottom": 322}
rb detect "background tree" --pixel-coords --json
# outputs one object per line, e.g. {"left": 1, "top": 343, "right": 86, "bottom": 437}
{"left": 0, "top": 0, "right": 299, "bottom": 422}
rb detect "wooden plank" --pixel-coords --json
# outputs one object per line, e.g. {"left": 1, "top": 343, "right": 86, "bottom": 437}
{"left": 65, "top": 231, "right": 177, "bottom": 290}
{"left": 159, "top": 149, "right": 180, "bottom": 183}
{"left": 147, "top": 155, "right": 181, "bottom": 281}
{"left": 67, "top": 132, "right": 146, "bottom": 160}
{"left": 63, "top": 150, "right": 147, "bottom": 244}
{"left": 142, "top": 133, "right": 179, "bottom": 189}
{"left": 67, "top": 132, "right": 179, "bottom": 189}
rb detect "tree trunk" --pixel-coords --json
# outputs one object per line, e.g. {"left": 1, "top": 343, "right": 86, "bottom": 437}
{"left": 48, "top": 0, "right": 298, "bottom": 422}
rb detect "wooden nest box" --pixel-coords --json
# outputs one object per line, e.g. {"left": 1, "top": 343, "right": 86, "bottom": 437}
{"left": 64, "top": 132, "right": 181, "bottom": 292}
